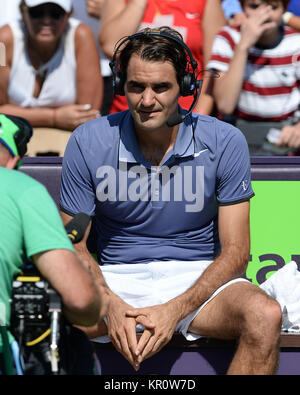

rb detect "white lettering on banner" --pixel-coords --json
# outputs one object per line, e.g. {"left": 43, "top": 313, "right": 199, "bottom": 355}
{"left": 96, "top": 164, "right": 205, "bottom": 213}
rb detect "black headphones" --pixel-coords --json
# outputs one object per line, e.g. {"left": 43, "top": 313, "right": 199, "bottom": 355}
{"left": 109, "top": 30, "right": 199, "bottom": 97}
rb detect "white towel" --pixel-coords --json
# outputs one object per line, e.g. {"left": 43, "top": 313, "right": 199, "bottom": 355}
{"left": 260, "top": 261, "right": 300, "bottom": 332}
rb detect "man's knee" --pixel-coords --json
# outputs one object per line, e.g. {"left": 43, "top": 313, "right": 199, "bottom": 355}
{"left": 228, "top": 289, "right": 281, "bottom": 375}
{"left": 242, "top": 291, "right": 282, "bottom": 345}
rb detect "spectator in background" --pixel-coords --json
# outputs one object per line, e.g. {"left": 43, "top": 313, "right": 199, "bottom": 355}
{"left": 0, "top": 0, "right": 103, "bottom": 132}
{"left": 98, "top": 0, "right": 226, "bottom": 116}
{"left": 222, "top": 0, "right": 300, "bottom": 31}
{"left": 207, "top": 0, "right": 300, "bottom": 155}
{"left": 72, "top": 0, "right": 113, "bottom": 115}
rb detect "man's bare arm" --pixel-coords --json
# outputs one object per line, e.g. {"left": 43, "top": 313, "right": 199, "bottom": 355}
{"left": 171, "top": 201, "right": 250, "bottom": 318}
{"left": 60, "top": 210, "right": 154, "bottom": 369}
{"left": 127, "top": 201, "right": 250, "bottom": 364}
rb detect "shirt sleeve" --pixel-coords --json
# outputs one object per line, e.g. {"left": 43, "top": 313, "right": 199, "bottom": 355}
{"left": 221, "top": 0, "right": 243, "bottom": 19}
{"left": 216, "top": 125, "right": 254, "bottom": 205}
{"left": 18, "top": 183, "right": 74, "bottom": 258}
{"left": 60, "top": 127, "right": 96, "bottom": 216}
{"left": 206, "top": 27, "right": 236, "bottom": 71}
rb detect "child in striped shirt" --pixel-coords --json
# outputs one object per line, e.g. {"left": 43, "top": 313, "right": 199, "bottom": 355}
{"left": 208, "top": 0, "right": 300, "bottom": 153}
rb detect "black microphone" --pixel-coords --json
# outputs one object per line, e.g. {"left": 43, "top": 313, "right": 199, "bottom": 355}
{"left": 65, "top": 213, "right": 91, "bottom": 244}
{"left": 167, "top": 79, "right": 203, "bottom": 127}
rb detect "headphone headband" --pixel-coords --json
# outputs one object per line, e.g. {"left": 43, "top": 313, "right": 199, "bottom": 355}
{"left": 112, "top": 30, "right": 198, "bottom": 69}
{"left": 109, "top": 29, "right": 199, "bottom": 97}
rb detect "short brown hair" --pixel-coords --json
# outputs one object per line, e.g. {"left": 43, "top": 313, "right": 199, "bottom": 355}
{"left": 118, "top": 26, "right": 188, "bottom": 86}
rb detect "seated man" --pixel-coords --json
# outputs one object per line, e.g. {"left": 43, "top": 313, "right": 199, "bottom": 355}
{"left": 60, "top": 26, "right": 282, "bottom": 374}
{"left": 208, "top": 0, "right": 300, "bottom": 155}
{"left": 0, "top": 114, "right": 107, "bottom": 375}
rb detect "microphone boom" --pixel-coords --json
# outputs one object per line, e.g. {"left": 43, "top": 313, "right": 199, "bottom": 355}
{"left": 65, "top": 213, "right": 91, "bottom": 244}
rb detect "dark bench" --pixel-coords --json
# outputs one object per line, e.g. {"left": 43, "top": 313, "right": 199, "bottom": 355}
{"left": 19, "top": 156, "right": 300, "bottom": 374}
{"left": 92, "top": 333, "right": 300, "bottom": 375}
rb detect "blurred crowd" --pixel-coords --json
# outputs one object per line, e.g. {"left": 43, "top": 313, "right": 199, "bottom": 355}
{"left": 0, "top": 0, "right": 300, "bottom": 155}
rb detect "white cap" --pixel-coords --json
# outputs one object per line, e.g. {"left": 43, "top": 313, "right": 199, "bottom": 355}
{"left": 24, "top": 0, "right": 72, "bottom": 13}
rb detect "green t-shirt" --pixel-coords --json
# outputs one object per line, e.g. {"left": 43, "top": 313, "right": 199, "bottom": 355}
{"left": 0, "top": 167, "right": 74, "bottom": 351}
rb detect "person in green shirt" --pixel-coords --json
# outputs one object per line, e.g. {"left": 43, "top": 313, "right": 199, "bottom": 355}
{"left": 0, "top": 114, "right": 105, "bottom": 374}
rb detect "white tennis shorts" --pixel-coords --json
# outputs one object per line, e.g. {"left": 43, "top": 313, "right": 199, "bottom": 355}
{"left": 93, "top": 260, "right": 248, "bottom": 343}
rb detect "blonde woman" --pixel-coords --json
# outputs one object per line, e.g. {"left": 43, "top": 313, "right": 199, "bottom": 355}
{"left": 0, "top": 0, "right": 103, "bottom": 131}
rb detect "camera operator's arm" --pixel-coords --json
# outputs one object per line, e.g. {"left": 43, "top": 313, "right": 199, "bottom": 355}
{"left": 33, "top": 249, "right": 102, "bottom": 327}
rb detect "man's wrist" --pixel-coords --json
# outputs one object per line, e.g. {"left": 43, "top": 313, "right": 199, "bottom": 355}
{"left": 165, "top": 297, "right": 187, "bottom": 323}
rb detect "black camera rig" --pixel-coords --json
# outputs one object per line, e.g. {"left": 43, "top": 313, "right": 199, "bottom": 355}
{"left": 9, "top": 213, "right": 91, "bottom": 375}
{"left": 10, "top": 264, "right": 62, "bottom": 374}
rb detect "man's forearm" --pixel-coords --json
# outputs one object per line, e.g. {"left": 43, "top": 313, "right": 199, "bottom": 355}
{"left": 166, "top": 247, "right": 248, "bottom": 323}
{"left": 74, "top": 243, "right": 111, "bottom": 297}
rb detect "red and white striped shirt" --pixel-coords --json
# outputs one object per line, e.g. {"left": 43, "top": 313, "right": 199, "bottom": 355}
{"left": 207, "top": 26, "right": 300, "bottom": 121}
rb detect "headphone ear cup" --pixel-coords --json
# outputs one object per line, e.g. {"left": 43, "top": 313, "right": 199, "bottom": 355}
{"left": 180, "top": 72, "right": 196, "bottom": 97}
{"left": 113, "top": 71, "right": 125, "bottom": 96}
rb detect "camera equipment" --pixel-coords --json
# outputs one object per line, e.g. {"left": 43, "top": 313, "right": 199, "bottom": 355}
{"left": 65, "top": 212, "right": 90, "bottom": 243}
{"left": 9, "top": 213, "right": 91, "bottom": 374}
{"left": 10, "top": 263, "right": 62, "bottom": 374}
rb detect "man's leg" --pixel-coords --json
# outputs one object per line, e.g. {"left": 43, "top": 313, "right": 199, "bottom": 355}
{"left": 188, "top": 281, "right": 282, "bottom": 375}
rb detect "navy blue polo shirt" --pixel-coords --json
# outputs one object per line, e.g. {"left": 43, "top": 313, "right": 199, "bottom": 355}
{"left": 60, "top": 110, "right": 254, "bottom": 265}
